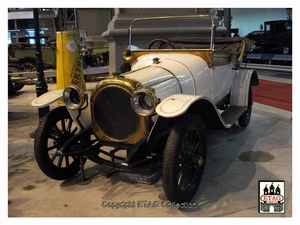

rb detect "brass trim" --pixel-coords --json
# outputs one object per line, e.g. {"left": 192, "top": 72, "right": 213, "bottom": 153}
{"left": 63, "top": 85, "right": 86, "bottom": 110}
{"left": 90, "top": 77, "right": 150, "bottom": 145}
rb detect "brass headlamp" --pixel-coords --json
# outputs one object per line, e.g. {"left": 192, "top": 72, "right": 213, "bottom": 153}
{"left": 63, "top": 85, "right": 86, "bottom": 110}
{"left": 131, "top": 87, "right": 158, "bottom": 116}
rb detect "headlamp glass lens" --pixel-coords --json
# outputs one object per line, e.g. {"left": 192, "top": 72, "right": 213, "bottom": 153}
{"left": 63, "top": 86, "right": 84, "bottom": 109}
{"left": 132, "top": 90, "right": 156, "bottom": 116}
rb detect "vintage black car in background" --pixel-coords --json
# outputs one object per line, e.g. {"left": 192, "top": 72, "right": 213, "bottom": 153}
{"left": 245, "top": 20, "right": 292, "bottom": 65}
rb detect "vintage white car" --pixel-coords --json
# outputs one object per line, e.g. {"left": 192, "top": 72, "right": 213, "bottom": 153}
{"left": 32, "top": 15, "right": 259, "bottom": 203}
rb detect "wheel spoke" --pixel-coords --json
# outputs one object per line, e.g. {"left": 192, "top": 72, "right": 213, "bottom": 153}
{"left": 61, "top": 118, "right": 67, "bottom": 133}
{"left": 189, "top": 128, "right": 200, "bottom": 152}
{"left": 192, "top": 142, "right": 200, "bottom": 153}
{"left": 65, "top": 156, "right": 70, "bottom": 167}
{"left": 66, "top": 119, "right": 73, "bottom": 132}
{"left": 47, "top": 144, "right": 59, "bottom": 152}
{"left": 70, "top": 126, "right": 78, "bottom": 136}
{"left": 56, "top": 156, "right": 63, "bottom": 168}
{"left": 178, "top": 169, "right": 190, "bottom": 191}
{"left": 50, "top": 153, "right": 57, "bottom": 161}
{"left": 177, "top": 170, "right": 183, "bottom": 186}
{"left": 53, "top": 124, "right": 63, "bottom": 137}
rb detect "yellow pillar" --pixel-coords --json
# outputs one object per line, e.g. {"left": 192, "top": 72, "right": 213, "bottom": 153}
{"left": 56, "top": 31, "right": 86, "bottom": 91}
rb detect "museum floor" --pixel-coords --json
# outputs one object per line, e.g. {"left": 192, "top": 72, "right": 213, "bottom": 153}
{"left": 7, "top": 70, "right": 293, "bottom": 218}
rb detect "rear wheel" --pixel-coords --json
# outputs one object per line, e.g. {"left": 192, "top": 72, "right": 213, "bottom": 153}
{"left": 34, "top": 106, "right": 86, "bottom": 180}
{"left": 238, "top": 86, "right": 252, "bottom": 127}
{"left": 163, "top": 114, "right": 207, "bottom": 203}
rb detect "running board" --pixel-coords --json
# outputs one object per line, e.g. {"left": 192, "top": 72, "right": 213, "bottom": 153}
{"left": 112, "top": 169, "right": 162, "bottom": 184}
{"left": 221, "top": 106, "right": 247, "bottom": 127}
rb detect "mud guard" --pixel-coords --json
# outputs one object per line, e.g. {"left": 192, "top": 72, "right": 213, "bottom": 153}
{"left": 156, "top": 94, "right": 209, "bottom": 118}
{"left": 31, "top": 90, "right": 64, "bottom": 108}
{"left": 31, "top": 90, "right": 92, "bottom": 130}
{"left": 230, "top": 69, "right": 259, "bottom": 107}
{"left": 156, "top": 94, "right": 232, "bottom": 129}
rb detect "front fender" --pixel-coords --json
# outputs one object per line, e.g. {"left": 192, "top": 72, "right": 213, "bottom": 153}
{"left": 156, "top": 94, "right": 209, "bottom": 118}
{"left": 32, "top": 90, "right": 92, "bottom": 130}
{"left": 155, "top": 94, "right": 240, "bottom": 129}
{"left": 31, "top": 90, "right": 63, "bottom": 108}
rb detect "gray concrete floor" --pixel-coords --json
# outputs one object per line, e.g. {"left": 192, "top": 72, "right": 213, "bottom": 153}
{"left": 7, "top": 72, "right": 292, "bottom": 219}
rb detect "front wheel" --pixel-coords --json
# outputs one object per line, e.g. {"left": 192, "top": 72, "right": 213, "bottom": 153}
{"left": 34, "top": 106, "right": 86, "bottom": 180}
{"left": 163, "top": 114, "right": 207, "bottom": 203}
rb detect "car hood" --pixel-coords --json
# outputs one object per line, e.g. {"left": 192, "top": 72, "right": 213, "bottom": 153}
{"left": 125, "top": 53, "right": 209, "bottom": 96}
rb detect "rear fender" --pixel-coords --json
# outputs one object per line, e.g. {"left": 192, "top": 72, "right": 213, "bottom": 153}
{"left": 230, "top": 69, "right": 258, "bottom": 107}
{"left": 16, "top": 56, "right": 36, "bottom": 65}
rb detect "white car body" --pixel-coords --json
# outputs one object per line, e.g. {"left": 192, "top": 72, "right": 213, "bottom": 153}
{"left": 129, "top": 53, "right": 234, "bottom": 104}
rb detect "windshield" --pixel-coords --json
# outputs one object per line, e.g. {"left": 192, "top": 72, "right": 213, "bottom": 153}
{"left": 127, "top": 15, "right": 218, "bottom": 51}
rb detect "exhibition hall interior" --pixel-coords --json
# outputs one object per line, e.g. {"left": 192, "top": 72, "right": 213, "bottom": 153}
{"left": 7, "top": 8, "right": 293, "bottom": 218}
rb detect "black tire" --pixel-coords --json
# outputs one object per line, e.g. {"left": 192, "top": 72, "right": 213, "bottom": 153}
{"left": 34, "top": 106, "right": 86, "bottom": 180}
{"left": 163, "top": 114, "right": 207, "bottom": 203}
{"left": 8, "top": 64, "right": 25, "bottom": 91}
{"left": 238, "top": 86, "right": 252, "bottom": 127}
{"left": 11, "top": 82, "right": 25, "bottom": 91}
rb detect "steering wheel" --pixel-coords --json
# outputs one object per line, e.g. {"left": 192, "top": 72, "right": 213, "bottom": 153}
{"left": 148, "top": 39, "right": 174, "bottom": 49}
